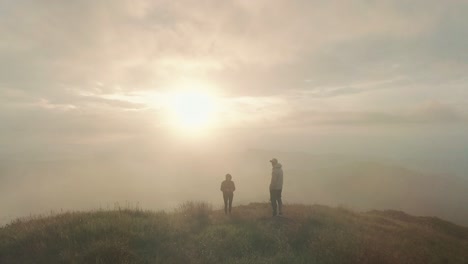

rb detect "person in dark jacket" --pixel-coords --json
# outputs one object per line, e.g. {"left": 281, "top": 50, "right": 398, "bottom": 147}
{"left": 269, "top": 158, "right": 283, "bottom": 216}
{"left": 220, "top": 173, "right": 236, "bottom": 214}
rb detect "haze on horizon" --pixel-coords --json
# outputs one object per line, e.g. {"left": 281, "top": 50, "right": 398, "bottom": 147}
{"left": 1, "top": 1, "right": 468, "bottom": 226}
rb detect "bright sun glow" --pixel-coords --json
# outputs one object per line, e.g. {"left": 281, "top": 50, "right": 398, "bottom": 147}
{"left": 166, "top": 90, "right": 218, "bottom": 131}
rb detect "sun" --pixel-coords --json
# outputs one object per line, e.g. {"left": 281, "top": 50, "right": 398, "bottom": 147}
{"left": 166, "top": 90, "right": 218, "bottom": 131}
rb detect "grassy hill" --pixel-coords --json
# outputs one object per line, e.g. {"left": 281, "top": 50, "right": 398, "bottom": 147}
{"left": 1, "top": 203, "right": 467, "bottom": 264}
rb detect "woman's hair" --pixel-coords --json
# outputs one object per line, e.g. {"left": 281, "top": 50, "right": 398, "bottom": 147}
{"left": 225, "top": 173, "right": 232, "bottom": 180}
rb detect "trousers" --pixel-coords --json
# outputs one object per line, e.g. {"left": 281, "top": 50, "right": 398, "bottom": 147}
{"left": 223, "top": 192, "right": 234, "bottom": 214}
{"left": 270, "top": 189, "right": 282, "bottom": 215}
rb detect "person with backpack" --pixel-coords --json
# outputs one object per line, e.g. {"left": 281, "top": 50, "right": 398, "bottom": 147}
{"left": 220, "top": 173, "right": 236, "bottom": 214}
{"left": 269, "top": 158, "right": 283, "bottom": 216}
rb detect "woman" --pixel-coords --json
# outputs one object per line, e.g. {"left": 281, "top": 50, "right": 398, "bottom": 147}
{"left": 220, "top": 174, "right": 236, "bottom": 214}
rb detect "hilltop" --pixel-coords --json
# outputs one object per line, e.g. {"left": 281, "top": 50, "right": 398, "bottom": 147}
{"left": 1, "top": 203, "right": 467, "bottom": 264}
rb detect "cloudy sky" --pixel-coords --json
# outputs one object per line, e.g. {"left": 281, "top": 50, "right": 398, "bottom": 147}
{"left": 1, "top": 0, "right": 467, "bottom": 160}
{"left": 2, "top": 0, "right": 468, "bottom": 226}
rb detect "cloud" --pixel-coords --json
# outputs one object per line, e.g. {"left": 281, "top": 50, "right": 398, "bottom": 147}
{"left": 283, "top": 101, "right": 468, "bottom": 127}
{"left": 2, "top": 0, "right": 464, "bottom": 95}
{"left": 299, "top": 77, "right": 408, "bottom": 98}
{"left": 411, "top": 101, "right": 466, "bottom": 123}
{"left": 0, "top": 0, "right": 467, "bottom": 150}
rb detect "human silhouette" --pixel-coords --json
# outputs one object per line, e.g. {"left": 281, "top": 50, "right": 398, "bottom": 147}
{"left": 220, "top": 173, "right": 235, "bottom": 214}
{"left": 269, "top": 158, "right": 283, "bottom": 216}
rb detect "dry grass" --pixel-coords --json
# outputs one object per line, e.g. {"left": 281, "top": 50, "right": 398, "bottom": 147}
{"left": 1, "top": 202, "right": 467, "bottom": 264}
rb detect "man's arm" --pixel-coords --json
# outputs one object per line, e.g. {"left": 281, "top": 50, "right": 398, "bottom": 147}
{"left": 270, "top": 172, "right": 277, "bottom": 189}
{"left": 278, "top": 169, "right": 283, "bottom": 189}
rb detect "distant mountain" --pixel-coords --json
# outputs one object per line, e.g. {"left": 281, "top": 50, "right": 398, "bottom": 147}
{"left": 237, "top": 150, "right": 468, "bottom": 226}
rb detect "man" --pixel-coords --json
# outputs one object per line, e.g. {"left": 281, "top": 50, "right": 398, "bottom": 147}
{"left": 220, "top": 173, "right": 236, "bottom": 214}
{"left": 269, "top": 158, "right": 283, "bottom": 216}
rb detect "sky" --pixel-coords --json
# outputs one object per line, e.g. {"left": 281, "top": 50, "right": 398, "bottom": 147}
{"left": 1, "top": 0, "right": 468, "bottom": 153}
{"left": 1, "top": 0, "right": 468, "bottom": 224}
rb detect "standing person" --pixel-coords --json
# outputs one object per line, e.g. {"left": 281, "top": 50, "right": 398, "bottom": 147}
{"left": 220, "top": 174, "right": 235, "bottom": 214}
{"left": 269, "top": 158, "right": 283, "bottom": 216}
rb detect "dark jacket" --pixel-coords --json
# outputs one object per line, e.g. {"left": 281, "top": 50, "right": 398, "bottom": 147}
{"left": 220, "top": 180, "right": 236, "bottom": 193}
{"left": 270, "top": 163, "right": 283, "bottom": 190}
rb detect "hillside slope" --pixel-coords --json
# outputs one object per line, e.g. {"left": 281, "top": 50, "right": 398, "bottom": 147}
{"left": 1, "top": 203, "right": 467, "bottom": 264}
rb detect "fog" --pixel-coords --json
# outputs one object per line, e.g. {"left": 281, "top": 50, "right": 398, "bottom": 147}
{"left": 2, "top": 126, "right": 468, "bottom": 226}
